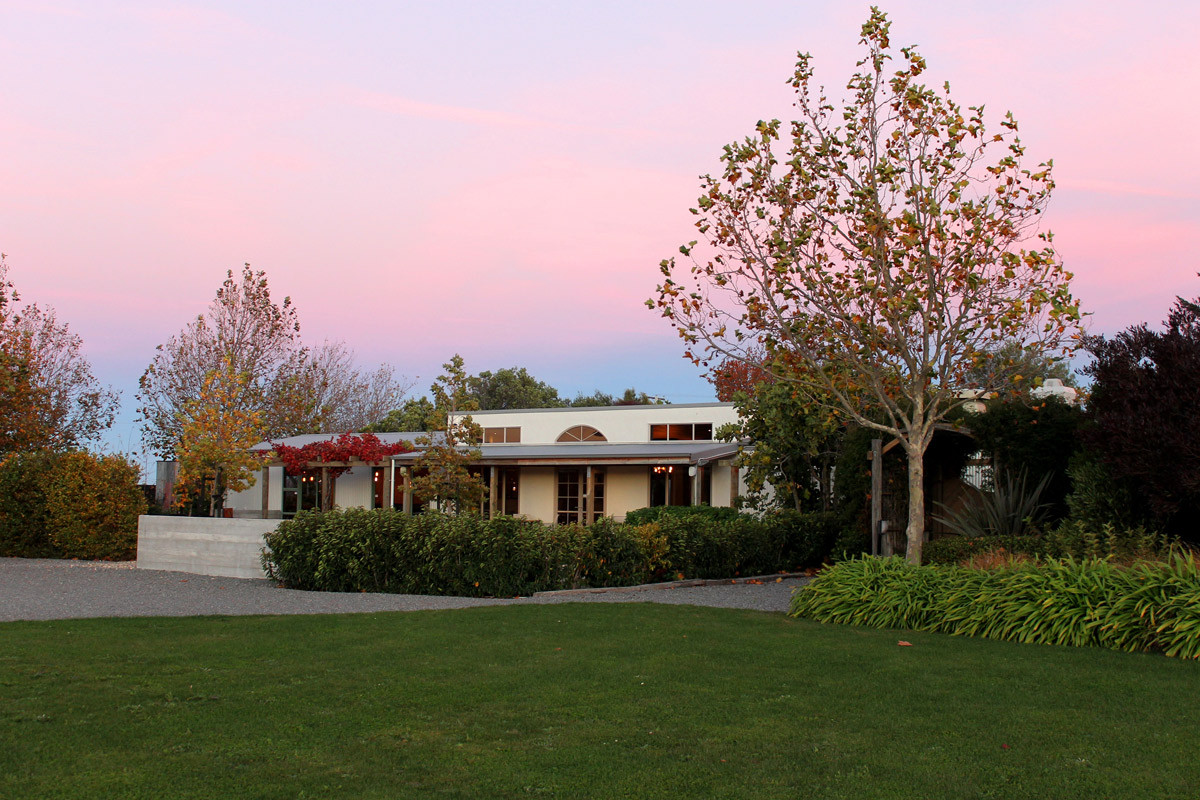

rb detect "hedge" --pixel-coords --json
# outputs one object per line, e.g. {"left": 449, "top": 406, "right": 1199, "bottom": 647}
{"left": 790, "top": 554, "right": 1200, "bottom": 659}
{"left": 0, "top": 451, "right": 145, "bottom": 560}
{"left": 262, "top": 507, "right": 842, "bottom": 596}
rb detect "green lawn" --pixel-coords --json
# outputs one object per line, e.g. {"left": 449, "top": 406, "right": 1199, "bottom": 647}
{"left": 2, "top": 603, "right": 1197, "bottom": 799}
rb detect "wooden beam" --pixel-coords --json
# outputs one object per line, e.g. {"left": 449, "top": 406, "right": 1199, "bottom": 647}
{"left": 260, "top": 465, "right": 269, "bottom": 519}
{"left": 870, "top": 439, "right": 883, "bottom": 557}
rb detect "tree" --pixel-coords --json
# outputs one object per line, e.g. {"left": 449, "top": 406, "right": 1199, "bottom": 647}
{"left": 962, "top": 339, "right": 1079, "bottom": 391}
{"left": 411, "top": 355, "right": 487, "bottom": 513}
{"left": 966, "top": 396, "right": 1084, "bottom": 520}
{"left": 0, "top": 255, "right": 118, "bottom": 453}
{"left": 139, "top": 265, "right": 413, "bottom": 457}
{"left": 173, "top": 358, "right": 265, "bottom": 516}
{"left": 139, "top": 264, "right": 300, "bottom": 458}
{"left": 569, "top": 388, "right": 666, "bottom": 407}
{"left": 713, "top": 355, "right": 842, "bottom": 511}
{"left": 363, "top": 397, "right": 438, "bottom": 433}
{"left": 650, "top": 10, "right": 1081, "bottom": 563}
{"left": 1082, "top": 289, "right": 1200, "bottom": 537}
{"left": 468, "top": 366, "right": 564, "bottom": 410}
{"left": 270, "top": 341, "right": 414, "bottom": 435}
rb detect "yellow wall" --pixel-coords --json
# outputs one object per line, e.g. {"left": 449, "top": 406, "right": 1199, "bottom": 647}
{"left": 519, "top": 467, "right": 556, "bottom": 524}
{"left": 606, "top": 466, "right": 649, "bottom": 521}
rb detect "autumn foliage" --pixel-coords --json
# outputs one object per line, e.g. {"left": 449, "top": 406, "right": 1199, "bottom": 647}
{"left": 272, "top": 433, "right": 412, "bottom": 478}
{"left": 652, "top": 11, "right": 1081, "bottom": 562}
{"left": 0, "top": 451, "right": 146, "bottom": 560}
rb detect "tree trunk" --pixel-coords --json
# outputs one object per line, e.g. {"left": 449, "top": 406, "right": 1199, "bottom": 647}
{"left": 904, "top": 444, "right": 925, "bottom": 565}
{"left": 209, "top": 468, "right": 218, "bottom": 518}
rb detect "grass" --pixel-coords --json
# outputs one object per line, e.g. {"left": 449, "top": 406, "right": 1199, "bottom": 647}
{"left": 2, "top": 603, "right": 1198, "bottom": 799}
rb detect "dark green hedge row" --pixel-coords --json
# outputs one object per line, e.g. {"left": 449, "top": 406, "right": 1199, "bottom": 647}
{"left": 922, "top": 522, "right": 1173, "bottom": 566}
{"left": 261, "top": 508, "right": 844, "bottom": 596}
{"left": 791, "top": 554, "right": 1200, "bottom": 659}
{"left": 0, "top": 451, "right": 146, "bottom": 560}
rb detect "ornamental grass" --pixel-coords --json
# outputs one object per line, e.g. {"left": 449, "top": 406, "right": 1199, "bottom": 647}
{"left": 790, "top": 552, "right": 1200, "bottom": 659}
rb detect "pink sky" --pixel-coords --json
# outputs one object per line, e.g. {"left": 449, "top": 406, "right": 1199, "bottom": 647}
{"left": 1, "top": 1, "right": 1197, "bottom": 462}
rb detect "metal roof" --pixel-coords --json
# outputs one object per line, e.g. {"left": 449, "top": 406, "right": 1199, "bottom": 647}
{"left": 249, "top": 431, "right": 432, "bottom": 452}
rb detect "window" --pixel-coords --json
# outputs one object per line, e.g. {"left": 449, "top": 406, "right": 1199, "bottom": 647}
{"left": 557, "top": 425, "right": 607, "bottom": 442}
{"left": 649, "top": 423, "right": 713, "bottom": 441}
{"left": 556, "top": 468, "right": 605, "bottom": 524}
{"left": 282, "top": 468, "right": 323, "bottom": 518}
{"left": 484, "top": 427, "right": 521, "bottom": 443}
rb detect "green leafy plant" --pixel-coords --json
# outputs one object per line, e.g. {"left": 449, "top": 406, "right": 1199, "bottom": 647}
{"left": 933, "top": 469, "right": 1052, "bottom": 538}
{"left": 791, "top": 553, "right": 1200, "bottom": 659}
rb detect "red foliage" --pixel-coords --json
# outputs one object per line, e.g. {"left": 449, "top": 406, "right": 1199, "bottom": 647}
{"left": 710, "top": 356, "right": 773, "bottom": 401}
{"left": 272, "top": 433, "right": 412, "bottom": 477}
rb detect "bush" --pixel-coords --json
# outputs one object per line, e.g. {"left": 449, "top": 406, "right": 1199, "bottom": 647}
{"left": 263, "top": 508, "right": 810, "bottom": 596}
{"left": 623, "top": 505, "right": 741, "bottom": 526}
{"left": 923, "top": 522, "right": 1175, "bottom": 567}
{"left": 0, "top": 452, "right": 56, "bottom": 557}
{"left": 0, "top": 451, "right": 144, "bottom": 560}
{"left": 791, "top": 553, "right": 1200, "bottom": 659}
{"left": 43, "top": 453, "right": 145, "bottom": 560}
{"left": 922, "top": 534, "right": 1045, "bottom": 566}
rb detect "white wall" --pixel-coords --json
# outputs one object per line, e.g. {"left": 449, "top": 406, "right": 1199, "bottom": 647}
{"left": 460, "top": 403, "right": 739, "bottom": 445}
{"left": 334, "top": 466, "right": 374, "bottom": 509}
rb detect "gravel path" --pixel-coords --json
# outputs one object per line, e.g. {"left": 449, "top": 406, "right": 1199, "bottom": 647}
{"left": 0, "top": 558, "right": 807, "bottom": 622}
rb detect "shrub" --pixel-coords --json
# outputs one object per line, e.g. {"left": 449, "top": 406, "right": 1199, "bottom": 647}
{"left": 43, "top": 453, "right": 145, "bottom": 560}
{"left": 790, "top": 553, "right": 1200, "bottom": 659}
{"left": 827, "top": 523, "right": 871, "bottom": 562}
{"left": 623, "top": 505, "right": 741, "bottom": 526}
{"left": 0, "top": 451, "right": 144, "bottom": 560}
{"left": 0, "top": 452, "right": 56, "bottom": 557}
{"left": 767, "top": 509, "right": 843, "bottom": 569}
{"left": 263, "top": 508, "right": 808, "bottom": 596}
{"left": 922, "top": 534, "right": 1045, "bottom": 566}
{"left": 923, "top": 522, "right": 1175, "bottom": 567}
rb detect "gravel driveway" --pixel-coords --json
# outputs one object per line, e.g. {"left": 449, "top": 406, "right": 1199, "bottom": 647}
{"left": 0, "top": 558, "right": 807, "bottom": 622}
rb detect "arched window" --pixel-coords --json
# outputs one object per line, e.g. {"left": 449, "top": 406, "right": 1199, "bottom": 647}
{"left": 557, "top": 425, "right": 607, "bottom": 442}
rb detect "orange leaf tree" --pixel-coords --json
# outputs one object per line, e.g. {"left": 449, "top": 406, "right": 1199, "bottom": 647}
{"left": 651, "top": 9, "right": 1082, "bottom": 563}
{"left": 0, "top": 255, "right": 118, "bottom": 454}
{"left": 174, "top": 357, "right": 265, "bottom": 516}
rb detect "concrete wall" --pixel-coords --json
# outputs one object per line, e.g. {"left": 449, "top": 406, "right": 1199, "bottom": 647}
{"left": 137, "top": 516, "right": 278, "bottom": 579}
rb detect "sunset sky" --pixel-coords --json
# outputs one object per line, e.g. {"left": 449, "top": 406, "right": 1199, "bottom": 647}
{"left": 2, "top": 1, "right": 1197, "bottom": 466}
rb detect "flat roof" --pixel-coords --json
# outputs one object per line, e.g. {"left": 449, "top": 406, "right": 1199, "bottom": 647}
{"left": 465, "top": 402, "right": 735, "bottom": 417}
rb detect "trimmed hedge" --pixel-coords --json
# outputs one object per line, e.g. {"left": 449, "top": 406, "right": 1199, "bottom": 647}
{"left": 0, "top": 451, "right": 145, "bottom": 560}
{"left": 790, "top": 554, "right": 1200, "bottom": 659}
{"left": 262, "top": 508, "right": 841, "bottom": 596}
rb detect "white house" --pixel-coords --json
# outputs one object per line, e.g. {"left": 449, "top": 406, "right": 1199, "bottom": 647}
{"left": 224, "top": 402, "right": 749, "bottom": 524}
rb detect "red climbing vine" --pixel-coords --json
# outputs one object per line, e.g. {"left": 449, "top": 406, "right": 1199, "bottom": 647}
{"left": 272, "top": 433, "right": 412, "bottom": 479}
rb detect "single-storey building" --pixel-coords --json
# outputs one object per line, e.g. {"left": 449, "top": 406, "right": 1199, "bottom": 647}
{"left": 224, "top": 402, "right": 751, "bottom": 524}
